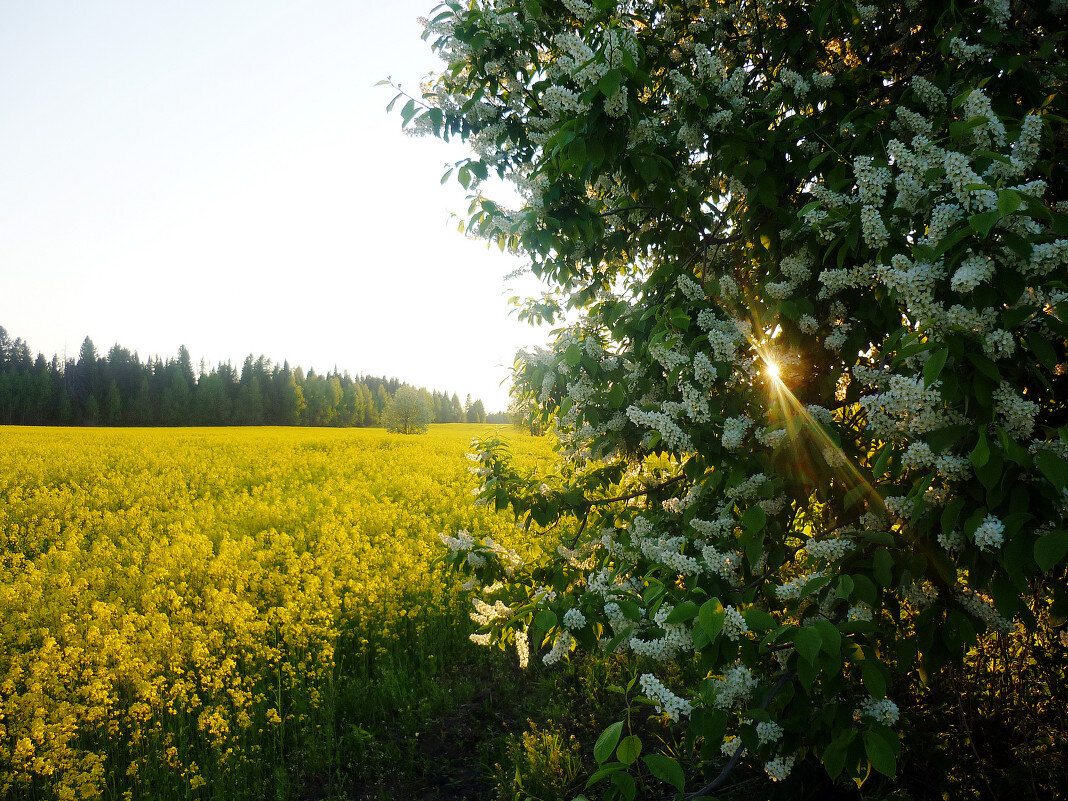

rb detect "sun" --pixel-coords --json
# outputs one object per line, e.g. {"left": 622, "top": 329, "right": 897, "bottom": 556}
{"left": 764, "top": 358, "right": 782, "bottom": 383}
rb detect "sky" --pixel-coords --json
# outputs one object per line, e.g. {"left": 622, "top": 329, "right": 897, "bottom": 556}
{"left": 0, "top": 0, "right": 548, "bottom": 411}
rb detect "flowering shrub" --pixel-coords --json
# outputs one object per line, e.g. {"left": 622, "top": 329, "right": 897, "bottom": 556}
{"left": 410, "top": 0, "right": 1068, "bottom": 793}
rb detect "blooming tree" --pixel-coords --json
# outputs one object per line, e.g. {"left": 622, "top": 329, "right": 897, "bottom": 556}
{"left": 401, "top": 0, "right": 1067, "bottom": 793}
{"left": 383, "top": 385, "right": 433, "bottom": 433}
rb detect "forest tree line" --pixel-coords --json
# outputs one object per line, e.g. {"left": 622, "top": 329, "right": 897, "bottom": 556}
{"left": 0, "top": 327, "right": 504, "bottom": 427}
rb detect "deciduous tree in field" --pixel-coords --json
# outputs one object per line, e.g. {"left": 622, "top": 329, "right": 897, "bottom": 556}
{"left": 406, "top": 0, "right": 1068, "bottom": 792}
{"left": 384, "top": 385, "right": 433, "bottom": 434}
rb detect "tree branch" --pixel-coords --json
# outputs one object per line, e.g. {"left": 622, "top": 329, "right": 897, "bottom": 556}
{"left": 581, "top": 474, "right": 685, "bottom": 509}
{"left": 685, "top": 670, "right": 795, "bottom": 799}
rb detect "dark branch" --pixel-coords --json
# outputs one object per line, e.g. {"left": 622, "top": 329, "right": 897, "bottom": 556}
{"left": 581, "top": 474, "right": 685, "bottom": 509}
{"left": 685, "top": 670, "right": 795, "bottom": 799}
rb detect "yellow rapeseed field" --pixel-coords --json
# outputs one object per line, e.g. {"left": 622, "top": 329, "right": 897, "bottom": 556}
{"left": 0, "top": 424, "right": 552, "bottom": 800}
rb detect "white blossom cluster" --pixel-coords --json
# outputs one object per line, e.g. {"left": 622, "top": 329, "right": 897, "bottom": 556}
{"left": 702, "top": 545, "right": 744, "bottom": 585}
{"left": 543, "top": 630, "right": 574, "bottom": 666}
{"left": 972, "top": 514, "right": 1005, "bottom": 551}
{"left": 698, "top": 311, "right": 748, "bottom": 364}
{"left": 440, "top": 529, "right": 476, "bottom": 552}
{"left": 676, "top": 273, "right": 705, "bottom": 301}
{"left": 723, "top": 605, "right": 749, "bottom": 640}
{"left": 471, "top": 597, "right": 511, "bottom": 626}
{"left": 630, "top": 603, "right": 694, "bottom": 661}
{"left": 855, "top": 697, "right": 900, "bottom": 725}
{"left": 640, "top": 673, "right": 693, "bottom": 721}
{"left": 949, "top": 36, "right": 992, "bottom": 63}
{"left": 693, "top": 351, "right": 718, "bottom": 386}
{"left": 994, "top": 382, "right": 1038, "bottom": 438}
{"left": 756, "top": 720, "right": 784, "bottom": 744}
{"left": 627, "top": 404, "right": 694, "bottom": 453}
{"left": 957, "top": 589, "right": 1011, "bottom": 630}
{"left": 847, "top": 602, "right": 873, "bottom": 623}
{"left": 804, "top": 536, "right": 855, "bottom": 563}
{"left": 711, "top": 663, "right": 758, "bottom": 709}
{"left": 860, "top": 375, "right": 960, "bottom": 440}
{"left": 775, "top": 572, "right": 823, "bottom": 601}
{"left": 515, "top": 627, "right": 530, "bottom": 669}
{"left": 962, "top": 88, "right": 1006, "bottom": 149}
{"left": 904, "top": 580, "right": 940, "bottom": 610}
{"left": 911, "top": 75, "right": 946, "bottom": 112}
{"left": 722, "top": 415, "right": 752, "bottom": 450}
{"left": 764, "top": 753, "right": 795, "bottom": 782}
{"left": 950, "top": 253, "right": 995, "bottom": 293}
{"left": 562, "top": 607, "right": 587, "bottom": 631}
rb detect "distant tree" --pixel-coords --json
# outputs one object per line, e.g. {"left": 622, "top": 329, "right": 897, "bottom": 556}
{"left": 234, "top": 376, "right": 265, "bottom": 425}
{"left": 130, "top": 377, "right": 153, "bottom": 425}
{"left": 160, "top": 370, "right": 192, "bottom": 425}
{"left": 279, "top": 369, "right": 306, "bottom": 425}
{"left": 55, "top": 389, "right": 74, "bottom": 425}
{"left": 104, "top": 381, "right": 122, "bottom": 425}
{"left": 360, "top": 384, "right": 377, "bottom": 425}
{"left": 83, "top": 393, "right": 100, "bottom": 425}
{"left": 374, "top": 385, "right": 389, "bottom": 419}
{"left": 196, "top": 374, "right": 232, "bottom": 425}
{"left": 466, "top": 398, "right": 487, "bottom": 424}
{"left": 382, "top": 386, "right": 431, "bottom": 434}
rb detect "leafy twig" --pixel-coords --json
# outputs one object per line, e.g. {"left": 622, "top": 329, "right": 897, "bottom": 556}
{"left": 685, "top": 670, "right": 795, "bottom": 799}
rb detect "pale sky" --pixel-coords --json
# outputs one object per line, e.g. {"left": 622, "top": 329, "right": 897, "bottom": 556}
{"left": 0, "top": 0, "right": 547, "bottom": 411}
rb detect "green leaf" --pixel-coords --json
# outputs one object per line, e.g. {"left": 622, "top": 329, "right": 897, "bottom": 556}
{"left": 813, "top": 619, "right": 842, "bottom": 657}
{"left": 535, "top": 609, "right": 558, "bottom": 631}
{"left": 598, "top": 69, "right": 622, "bottom": 99}
{"left": 585, "top": 762, "right": 627, "bottom": 787}
{"left": 1035, "top": 531, "right": 1068, "bottom": 572}
{"left": 968, "top": 210, "right": 999, "bottom": 239}
{"left": 643, "top": 754, "right": 685, "bottom": 793}
{"left": 617, "top": 734, "right": 642, "bottom": 766}
{"left": 967, "top": 351, "right": 1001, "bottom": 382}
{"left": 611, "top": 771, "right": 636, "bottom": 801}
{"left": 864, "top": 730, "right": 897, "bottom": 777}
{"left": 594, "top": 722, "right": 624, "bottom": 763}
{"left": 823, "top": 738, "right": 848, "bottom": 779}
{"left": 1036, "top": 450, "right": 1068, "bottom": 491}
{"left": 871, "top": 442, "right": 893, "bottom": 479}
{"left": 565, "top": 343, "right": 582, "bottom": 367}
{"left": 873, "top": 549, "right": 893, "bottom": 587}
{"left": 923, "top": 348, "right": 949, "bottom": 388}
{"left": 941, "top": 497, "right": 965, "bottom": 537}
{"left": 836, "top": 574, "right": 855, "bottom": 600}
{"left": 861, "top": 660, "right": 887, "bottom": 698}
{"left": 744, "top": 608, "right": 776, "bottom": 632}
{"left": 1026, "top": 332, "right": 1059, "bottom": 371}
{"left": 793, "top": 626, "right": 821, "bottom": 664}
{"left": 997, "top": 189, "right": 1022, "bottom": 216}
{"left": 699, "top": 598, "right": 726, "bottom": 641}
{"left": 970, "top": 431, "right": 990, "bottom": 469}
{"left": 664, "top": 600, "right": 700, "bottom": 624}
{"left": 741, "top": 504, "right": 766, "bottom": 533}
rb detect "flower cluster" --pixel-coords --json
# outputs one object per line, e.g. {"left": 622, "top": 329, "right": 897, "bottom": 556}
{"left": 639, "top": 673, "right": 693, "bottom": 721}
